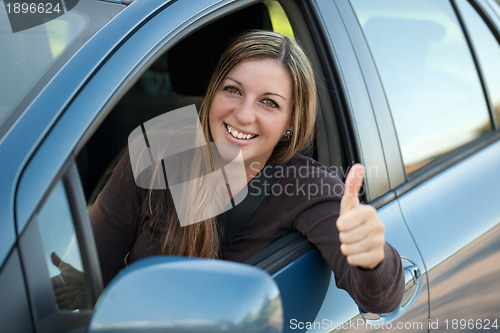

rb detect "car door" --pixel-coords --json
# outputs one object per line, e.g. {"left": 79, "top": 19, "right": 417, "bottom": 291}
{"left": 345, "top": 0, "right": 500, "bottom": 331}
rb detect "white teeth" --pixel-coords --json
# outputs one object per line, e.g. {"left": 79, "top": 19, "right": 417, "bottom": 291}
{"left": 226, "top": 124, "right": 255, "bottom": 140}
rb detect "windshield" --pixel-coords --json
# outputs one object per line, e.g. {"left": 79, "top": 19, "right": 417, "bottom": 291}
{"left": 0, "top": 0, "right": 123, "bottom": 138}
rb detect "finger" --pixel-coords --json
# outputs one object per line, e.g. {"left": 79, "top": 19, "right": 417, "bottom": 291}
{"left": 53, "top": 287, "right": 73, "bottom": 302}
{"left": 340, "top": 164, "right": 365, "bottom": 215}
{"left": 56, "top": 295, "right": 75, "bottom": 309}
{"left": 339, "top": 225, "right": 369, "bottom": 246}
{"left": 337, "top": 204, "right": 377, "bottom": 233}
{"left": 340, "top": 232, "right": 385, "bottom": 256}
{"left": 51, "top": 275, "right": 66, "bottom": 289}
{"left": 345, "top": 248, "right": 385, "bottom": 270}
{"left": 340, "top": 239, "right": 370, "bottom": 256}
{"left": 52, "top": 252, "right": 77, "bottom": 273}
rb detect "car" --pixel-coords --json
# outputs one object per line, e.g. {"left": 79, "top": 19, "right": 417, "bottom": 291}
{"left": 1, "top": 0, "right": 499, "bottom": 332}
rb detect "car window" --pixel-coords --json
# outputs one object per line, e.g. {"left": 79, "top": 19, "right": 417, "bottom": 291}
{"left": 37, "top": 180, "right": 92, "bottom": 311}
{"left": 350, "top": 0, "right": 492, "bottom": 175}
{"left": 455, "top": 0, "right": 500, "bottom": 128}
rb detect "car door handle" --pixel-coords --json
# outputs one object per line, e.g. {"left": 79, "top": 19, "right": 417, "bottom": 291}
{"left": 360, "top": 258, "right": 422, "bottom": 325}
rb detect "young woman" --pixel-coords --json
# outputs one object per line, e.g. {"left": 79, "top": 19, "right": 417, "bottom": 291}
{"left": 90, "top": 30, "right": 404, "bottom": 313}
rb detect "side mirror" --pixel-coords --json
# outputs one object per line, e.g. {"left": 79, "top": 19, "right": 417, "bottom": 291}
{"left": 88, "top": 257, "right": 283, "bottom": 333}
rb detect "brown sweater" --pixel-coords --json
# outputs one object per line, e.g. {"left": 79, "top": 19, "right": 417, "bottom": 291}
{"left": 90, "top": 152, "right": 404, "bottom": 313}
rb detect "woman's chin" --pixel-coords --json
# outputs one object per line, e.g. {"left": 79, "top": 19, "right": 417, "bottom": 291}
{"left": 212, "top": 141, "right": 244, "bottom": 163}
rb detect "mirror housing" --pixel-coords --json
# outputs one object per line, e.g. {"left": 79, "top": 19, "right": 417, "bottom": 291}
{"left": 88, "top": 257, "right": 283, "bottom": 333}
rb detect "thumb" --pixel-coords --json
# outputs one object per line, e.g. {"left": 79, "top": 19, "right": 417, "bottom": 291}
{"left": 51, "top": 252, "right": 71, "bottom": 270}
{"left": 340, "top": 164, "right": 365, "bottom": 215}
{"left": 51, "top": 252, "right": 62, "bottom": 267}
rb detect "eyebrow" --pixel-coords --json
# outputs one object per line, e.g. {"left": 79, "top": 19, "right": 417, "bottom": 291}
{"left": 223, "top": 77, "right": 287, "bottom": 101}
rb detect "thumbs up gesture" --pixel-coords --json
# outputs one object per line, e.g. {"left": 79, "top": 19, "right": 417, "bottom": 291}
{"left": 337, "top": 164, "right": 385, "bottom": 270}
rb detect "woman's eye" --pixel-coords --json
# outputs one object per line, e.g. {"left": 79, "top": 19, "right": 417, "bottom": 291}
{"left": 262, "top": 98, "right": 279, "bottom": 109}
{"left": 223, "top": 86, "right": 241, "bottom": 95}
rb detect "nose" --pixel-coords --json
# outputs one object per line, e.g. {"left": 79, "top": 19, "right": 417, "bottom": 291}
{"left": 234, "top": 99, "right": 256, "bottom": 124}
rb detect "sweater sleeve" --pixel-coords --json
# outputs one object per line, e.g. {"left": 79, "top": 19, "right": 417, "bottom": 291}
{"left": 293, "top": 198, "right": 404, "bottom": 313}
{"left": 287, "top": 160, "right": 404, "bottom": 313}
{"left": 89, "top": 151, "right": 144, "bottom": 286}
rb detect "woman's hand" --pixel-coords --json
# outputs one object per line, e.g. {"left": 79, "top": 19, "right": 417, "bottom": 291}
{"left": 50, "top": 252, "right": 88, "bottom": 310}
{"left": 337, "top": 164, "right": 385, "bottom": 270}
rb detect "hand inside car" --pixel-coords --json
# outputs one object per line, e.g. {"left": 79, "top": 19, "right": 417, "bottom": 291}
{"left": 50, "top": 252, "right": 88, "bottom": 311}
{"left": 337, "top": 164, "right": 385, "bottom": 270}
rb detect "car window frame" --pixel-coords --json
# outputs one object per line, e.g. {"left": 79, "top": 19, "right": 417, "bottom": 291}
{"left": 476, "top": 0, "right": 500, "bottom": 39}
{"left": 305, "top": 0, "right": 394, "bottom": 203}
{"left": 452, "top": 0, "right": 500, "bottom": 129}
{"left": 278, "top": 0, "right": 346, "bottom": 174}
{"left": 18, "top": 159, "right": 100, "bottom": 333}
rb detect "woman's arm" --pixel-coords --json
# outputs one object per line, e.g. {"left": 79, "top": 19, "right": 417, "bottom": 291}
{"left": 293, "top": 162, "right": 404, "bottom": 313}
{"left": 89, "top": 151, "right": 144, "bottom": 286}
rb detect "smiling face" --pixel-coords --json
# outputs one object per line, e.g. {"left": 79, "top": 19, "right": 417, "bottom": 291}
{"left": 208, "top": 57, "right": 294, "bottom": 177}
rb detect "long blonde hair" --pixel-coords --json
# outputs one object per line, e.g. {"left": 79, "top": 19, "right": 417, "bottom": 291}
{"left": 153, "top": 30, "right": 317, "bottom": 258}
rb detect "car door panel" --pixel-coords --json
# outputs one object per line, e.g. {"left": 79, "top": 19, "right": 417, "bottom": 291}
{"left": 317, "top": 200, "right": 427, "bottom": 333}
{"left": 272, "top": 249, "right": 332, "bottom": 333}
{"left": 397, "top": 139, "right": 500, "bottom": 325}
{"left": 0, "top": 248, "right": 34, "bottom": 333}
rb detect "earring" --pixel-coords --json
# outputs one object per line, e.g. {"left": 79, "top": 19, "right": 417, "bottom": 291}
{"left": 285, "top": 129, "right": 293, "bottom": 139}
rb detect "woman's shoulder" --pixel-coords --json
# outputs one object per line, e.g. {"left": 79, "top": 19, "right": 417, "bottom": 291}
{"left": 282, "top": 154, "right": 343, "bottom": 184}
{"left": 262, "top": 153, "right": 345, "bottom": 201}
